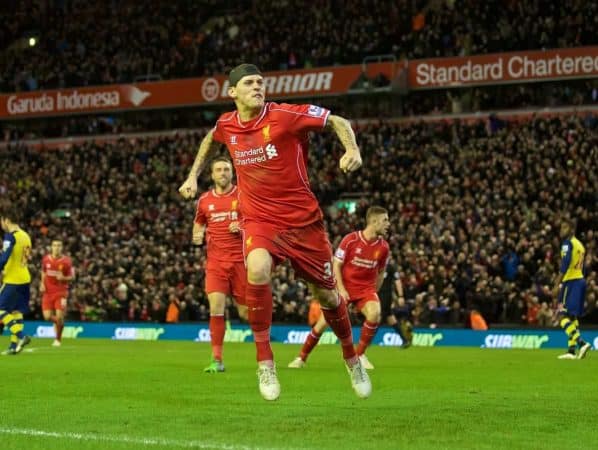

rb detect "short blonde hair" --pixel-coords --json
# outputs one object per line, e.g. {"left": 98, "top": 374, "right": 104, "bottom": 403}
{"left": 366, "top": 206, "right": 388, "bottom": 224}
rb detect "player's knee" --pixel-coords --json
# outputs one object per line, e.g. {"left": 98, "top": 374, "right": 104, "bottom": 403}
{"left": 367, "top": 313, "right": 381, "bottom": 324}
{"left": 246, "top": 250, "right": 272, "bottom": 284}
{"left": 365, "top": 307, "right": 381, "bottom": 324}
{"left": 237, "top": 306, "right": 248, "bottom": 321}
{"left": 315, "top": 289, "right": 337, "bottom": 308}
{"left": 247, "top": 265, "right": 270, "bottom": 284}
{"left": 207, "top": 294, "right": 226, "bottom": 314}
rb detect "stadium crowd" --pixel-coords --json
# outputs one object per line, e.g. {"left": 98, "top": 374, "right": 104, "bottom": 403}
{"left": 1, "top": 0, "right": 596, "bottom": 92}
{"left": 0, "top": 113, "right": 596, "bottom": 327}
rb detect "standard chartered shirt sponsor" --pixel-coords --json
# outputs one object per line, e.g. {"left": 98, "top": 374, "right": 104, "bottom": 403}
{"left": 234, "top": 147, "right": 267, "bottom": 165}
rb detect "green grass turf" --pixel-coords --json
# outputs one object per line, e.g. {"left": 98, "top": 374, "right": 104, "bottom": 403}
{"left": 0, "top": 339, "right": 596, "bottom": 450}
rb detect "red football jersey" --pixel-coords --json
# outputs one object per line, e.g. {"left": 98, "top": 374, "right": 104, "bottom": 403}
{"left": 195, "top": 186, "right": 244, "bottom": 262}
{"left": 42, "top": 254, "right": 74, "bottom": 295}
{"left": 334, "top": 231, "right": 390, "bottom": 299}
{"left": 212, "top": 102, "right": 330, "bottom": 228}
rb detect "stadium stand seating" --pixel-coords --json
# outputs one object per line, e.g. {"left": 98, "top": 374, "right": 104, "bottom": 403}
{"left": 1, "top": 0, "right": 596, "bottom": 91}
{"left": 1, "top": 115, "right": 595, "bottom": 325}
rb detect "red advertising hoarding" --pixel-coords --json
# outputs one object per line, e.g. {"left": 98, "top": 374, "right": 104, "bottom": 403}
{"left": 1, "top": 47, "right": 596, "bottom": 119}
{"left": 0, "top": 63, "right": 394, "bottom": 119}
{"left": 409, "top": 46, "right": 598, "bottom": 89}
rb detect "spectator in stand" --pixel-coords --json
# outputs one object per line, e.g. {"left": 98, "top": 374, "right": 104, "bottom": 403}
{"left": 536, "top": 301, "right": 553, "bottom": 328}
{"left": 1, "top": 1, "right": 596, "bottom": 91}
{"left": 0, "top": 114, "right": 595, "bottom": 327}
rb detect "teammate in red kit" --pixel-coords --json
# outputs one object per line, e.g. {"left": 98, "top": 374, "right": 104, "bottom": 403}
{"left": 194, "top": 156, "right": 248, "bottom": 373}
{"left": 289, "top": 207, "right": 390, "bottom": 370}
{"left": 179, "top": 63, "right": 370, "bottom": 401}
{"left": 40, "top": 240, "right": 74, "bottom": 347}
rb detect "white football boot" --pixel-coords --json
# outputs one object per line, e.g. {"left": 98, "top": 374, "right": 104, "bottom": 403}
{"left": 577, "top": 343, "right": 591, "bottom": 359}
{"left": 287, "top": 357, "right": 305, "bottom": 368}
{"left": 346, "top": 358, "right": 372, "bottom": 398}
{"left": 359, "top": 354, "right": 375, "bottom": 370}
{"left": 257, "top": 363, "right": 281, "bottom": 401}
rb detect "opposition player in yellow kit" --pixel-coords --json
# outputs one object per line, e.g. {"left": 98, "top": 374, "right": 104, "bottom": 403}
{"left": 0, "top": 207, "right": 32, "bottom": 355}
{"left": 553, "top": 217, "right": 591, "bottom": 360}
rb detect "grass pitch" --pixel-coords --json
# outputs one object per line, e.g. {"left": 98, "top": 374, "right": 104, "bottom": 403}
{"left": 0, "top": 339, "right": 596, "bottom": 450}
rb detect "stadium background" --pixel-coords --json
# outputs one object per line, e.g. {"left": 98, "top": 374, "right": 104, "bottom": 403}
{"left": 0, "top": 2, "right": 597, "bottom": 449}
{"left": 0, "top": 1, "right": 595, "bottom": 333}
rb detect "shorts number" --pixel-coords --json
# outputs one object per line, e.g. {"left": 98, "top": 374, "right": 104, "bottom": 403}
{"left": 323, "top": 262, "right": 332, "bottom": 279}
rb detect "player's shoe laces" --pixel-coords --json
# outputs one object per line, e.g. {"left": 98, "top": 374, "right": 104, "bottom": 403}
{"left": 287, "top": 357, "right": 305, "bottom": 368}
{"left": 204, "top": 360, "right": 225, "bottom": 373}
{"left": 359, "top": 354, "right": 375, "bottom": 370}
{"left": 557, "top": 352, "right": 577, "bottom": 360}
{"left": 15, "top": 336, "right": 31, "bottom": 354}
{"left": 577, "top": 343, "right": 591, "bottom": 360}
{"left": 257, "top": 363, "right": 280, "bottom": 401}
{"left": 346, "top": 358, "right": 372, "bottom": 399}
{"left": 52, "top": 339, "right": 61, "bottom": 347}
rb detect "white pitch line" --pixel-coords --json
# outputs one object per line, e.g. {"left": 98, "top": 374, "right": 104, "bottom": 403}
{"left": 0, "top": 427, "right": 280, "bottom": 450}
{"left": 22, "top": 347, "right": 76, "bottom": 353}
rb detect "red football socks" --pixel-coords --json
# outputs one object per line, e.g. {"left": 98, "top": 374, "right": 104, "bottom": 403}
{"left": 209, "top": 315, "right": 225, "bottom": 361}
{"left": 246, "top": 283, "right": 274, "bottom": 363}
{"left": 299, "top": 329, "right": 322, "bottom": 362}
{"left": 356, "top": 320, "right": 379, "bottom": 355}
{"left": 51, "top": 316, "right": 64, "bottom": 342}
{"left": 56, "top": 321, "right": 64, "bottom": 341}
{"left": 321, "top": 300, "right": 357, "bottom": 363}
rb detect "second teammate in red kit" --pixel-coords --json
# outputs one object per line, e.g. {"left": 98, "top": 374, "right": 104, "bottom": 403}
{"left": 180, "top": 63, "right": 371, "bottom": 401}
{"left": 193, "top": 156, "right": 247, "bottom": 373}
{"left": 40, "top": 240, "right": 75, "bottom": 347}
{"left": 289, "top": 207, "right": 390, "bottom": 370}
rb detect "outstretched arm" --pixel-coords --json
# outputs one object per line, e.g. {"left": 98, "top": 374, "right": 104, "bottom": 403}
{"left": 178, "top": 130, "right": 220, "bottom": 199}
{"left": 325, "top": 115, "right": 362, "bottom": 173}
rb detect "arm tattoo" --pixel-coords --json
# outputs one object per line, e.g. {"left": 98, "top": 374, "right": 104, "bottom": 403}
{"left": 189, "top": 130, "right": 220, "bottom": 178}
{"left": 326, "top": 115, "right": 359, "bottom": 152}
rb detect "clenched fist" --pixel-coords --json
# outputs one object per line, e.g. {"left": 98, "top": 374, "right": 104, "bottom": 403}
{"left": 339, "top": 151, "right": 362, "bottom": 173}
{"left": 179, "top": 177, "right": 198, "bottom": 199}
